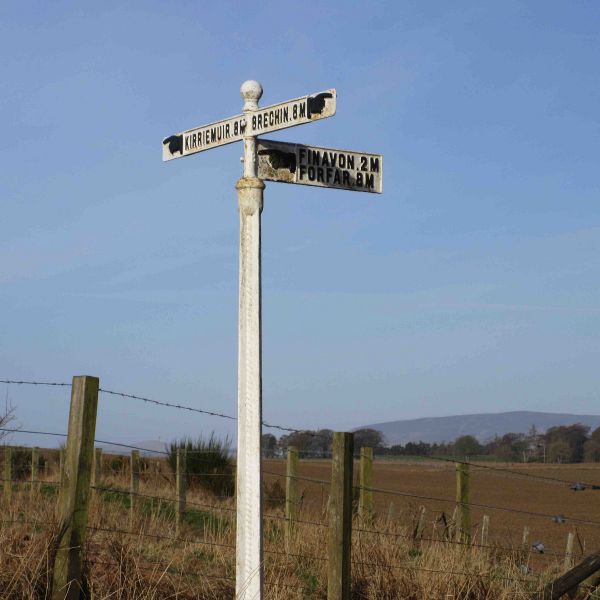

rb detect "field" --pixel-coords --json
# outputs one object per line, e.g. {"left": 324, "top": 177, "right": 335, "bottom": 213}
{"left": 2, "top": 454, "right": 600, "bottom": 599}
{"left": 265, "top": 458, "right": 600, "bottom": 568}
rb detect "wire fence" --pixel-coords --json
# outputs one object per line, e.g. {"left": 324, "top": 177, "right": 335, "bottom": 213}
{"left": 1, "top": 377, "right": 595, "bottom": 595}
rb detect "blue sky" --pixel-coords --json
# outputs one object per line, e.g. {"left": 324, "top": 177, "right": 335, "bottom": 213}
{"left": 1, "top": 1, "right": 599, "bottom": 448}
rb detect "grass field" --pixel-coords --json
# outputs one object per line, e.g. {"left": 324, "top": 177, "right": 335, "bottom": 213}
{"left": 2, "top": 455, "right": 599, "bottom": 598}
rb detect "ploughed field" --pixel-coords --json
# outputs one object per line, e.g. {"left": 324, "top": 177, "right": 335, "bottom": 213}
{"left": 264, "top": 457, "right": 600, "bottom": 569}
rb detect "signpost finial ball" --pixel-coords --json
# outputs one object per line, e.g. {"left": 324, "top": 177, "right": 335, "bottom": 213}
{"left": 241, "top": 80, "right": 263, "bottom": 111}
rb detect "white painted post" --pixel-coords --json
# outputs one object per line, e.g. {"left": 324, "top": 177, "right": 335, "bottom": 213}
{"left": 235, "top": 79, "right": 265, "bottom": 600}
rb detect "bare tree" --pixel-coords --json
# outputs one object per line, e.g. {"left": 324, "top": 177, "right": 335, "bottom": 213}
{"left": 0, "top": 397, "right": 17, "bottom": 442}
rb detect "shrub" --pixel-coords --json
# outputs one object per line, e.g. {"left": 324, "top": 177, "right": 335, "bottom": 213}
{"left": 167, "top": 433, "right": 235, "bottom": 497}
{"left": 6, "top": 446, "right": 46, "bottom": 481}
{"left": 264, "top": 479, "right": 285, "bottom": 509}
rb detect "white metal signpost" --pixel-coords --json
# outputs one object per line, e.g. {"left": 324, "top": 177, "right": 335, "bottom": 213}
{"left": 162, "top": 81, "right": 382, "bottom": 600}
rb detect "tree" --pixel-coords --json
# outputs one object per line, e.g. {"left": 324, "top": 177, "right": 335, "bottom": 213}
{"left": 277, "top": 429, "right": 333, "bottom": 458}
{"left": 261, "top": 433, "right": 278, "bottom": 458}
{"left": 354, "top": 428, "right": 385, "bottom": 451}
{"left": 548, "top": 439, "right": 572, "bottom": 464}
{"left": 0, "top": 399, "right": 17, "bottom": 442}
{"left": 590, "top": 426, "right": 600, "bottom": 444}
{"left": 454, "top": 435, "right": 482, "bottom": 458}
{"left": 544, "top": 424, "right": 589, "bottom": 463}
{"left": 584, "top": 439, "right": 600, "bottom": 463}
{"left": 484, "top": 433, "right": 528, "bottom": 462}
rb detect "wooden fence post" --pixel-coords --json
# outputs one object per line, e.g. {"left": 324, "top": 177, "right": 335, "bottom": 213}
{"left": 176, "top": 448, "right": 186, "bottom": 536}
{"left": 93, "top": 448, "right": 102, "bottom": 487}
{"left": 481, "top": 515, "right": 490, "bottom": 546}
{"left": 285, "top": 446, "right": 299, "bottom": 550}
{"left": 3, "top": 446, "right": 11, "bottom": 502}
{"left": 327, "top": 432, "right": 354, "bottom": 600}
{"left": 51, "top": 375, "right": 99, "bottom": 600}
{"left": 130, "top": 450, "right": 140, "bottom": 531}
{"left": 530, "top": 547, "right": 600, "bottom": 600}
{"left": 455, "top": 462, "right": 471, "bottom": 543}
{"left": 413, "top": 506, "right": 426, "bottom": 547}
{"left": 31, "top": 446, "right": 39, "bottom": 497}
{"left": 565, "top": 532, "right": 575, "bottom": 571}
{"left": 358, "top": 446, "right": 373, "bottom": 527}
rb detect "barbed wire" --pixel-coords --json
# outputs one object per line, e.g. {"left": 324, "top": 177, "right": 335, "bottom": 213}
{"left": 263, "top": 470, "right": 330, "bottom": 486}
{"left": 362, "top": 483, "right": 600, "bottom": 528}
{"left": 87, "top": 558, "right": 308, "bottom": 591}
{"left": 352, "top": 525, "right": 571, "bottom": 559}
{"left": 99, "top": 388, "right": 237, "bottom": 421}
{"left": 0, "top": 517, "right": 564, "bottom": 586}
{"left": 99, "top": 387, "right": 331, "bottom": 439}
{"left": 0, "top": 379, "right": 71, "bottom": 387}
{"left": 351, "top": 559, "right": 537, "bottom": 584}
{"left": 264, "top": 547, "right": 328, "bottom": 562}
{"left": 279, "top": 448, "right": 600, "bottom": 490}
{"left": 91, "top": 484, "right": 235, "bottom": 513}
{"left": 0, "top": 518, "right": 53, "bottom": 528}
{"left": 86, "top": 558, "right": 236, "bottom": 583}
{"left": 0, "top": 478, "right": 60, "bottom": 486}
{"left": 421, "top": 454, "right": 600, "bottom": 490}
{"left": 0, "top": 427, "right": 171, "bottom": 455}
{"left": 88, "top": 524, "right": 236, "bottom": 550}
{"left": 1, "top": 378, "right": 330, "bottom": 440}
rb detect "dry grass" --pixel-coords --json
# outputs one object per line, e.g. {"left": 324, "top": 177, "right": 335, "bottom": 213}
{"left": 0, "top": 457, "right": 583, "bottom": 599}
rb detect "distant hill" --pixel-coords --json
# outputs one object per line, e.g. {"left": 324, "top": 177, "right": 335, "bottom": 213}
{"left": 359, "top": 411, "right": 600, "bottom": 445}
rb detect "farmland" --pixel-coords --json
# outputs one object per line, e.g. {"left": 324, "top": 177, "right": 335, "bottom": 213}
{"left": 2, "top": 451, "right": 599, "bottom": 599}
{"left": 265, "top": 458, "right": 600, "bottom": 567}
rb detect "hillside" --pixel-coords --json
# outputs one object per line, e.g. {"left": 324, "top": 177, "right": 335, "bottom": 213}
{"left": 359, "top": 411, "right": 600, "bottom": 445}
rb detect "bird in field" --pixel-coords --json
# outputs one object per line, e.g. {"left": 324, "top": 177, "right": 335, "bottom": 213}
{"left": 552, "top": 514, "right": 566, "bottom": 524}
{"left": 532, "top": 542, "right": 545, "bottom": 553}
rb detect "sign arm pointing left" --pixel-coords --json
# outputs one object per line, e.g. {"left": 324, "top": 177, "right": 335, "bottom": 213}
{"left": 162, "top": 89, "right": 336, "bottom": 161}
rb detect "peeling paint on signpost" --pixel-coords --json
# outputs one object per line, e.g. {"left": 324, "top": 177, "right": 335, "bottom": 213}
{"left": 162, "top": 81, "right": 382, "bottom": 600}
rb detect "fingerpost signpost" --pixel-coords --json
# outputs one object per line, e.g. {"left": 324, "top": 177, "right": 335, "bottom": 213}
{"left": 162, "top": 80, "right": 382, "bottom": 599}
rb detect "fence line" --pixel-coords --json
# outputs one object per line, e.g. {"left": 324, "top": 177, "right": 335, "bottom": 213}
{"left": 1, "top": 378, "right": 332, "bottom": 440}
{"left": 363, "top": 483, "right": 600, "bottom": 528}
{"left": 421, "top": 454, "right": 600, "bottom": 490}
{"left": 4, "top": 426, "right": 599, "bottom": 529}
{"left": 352, "top": 525, "right": 571, "bottom": 559}
{"left": 4, "top": 379, "right": 600, "bottom": 487}
{"left": 351, "top": 561, "right": 536, "bottom": 584}
{"left": 3, "top": 377, "right": 598, "bottom": 598}
{"left": 0, "top": 516, "right": 570, "bottom": 563}
{"left": 273, "top": 448, "right": 600, "bottom": 490}
{"left": 0, "top": 380, "right": 71, "bottom": 387}
{"left": 87, "top": 524, "right": 236, "bottom": 550}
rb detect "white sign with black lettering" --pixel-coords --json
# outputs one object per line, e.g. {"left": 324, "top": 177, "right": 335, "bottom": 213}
{"left": 162, "top": 89, "right": 336, "bottom": 161}
{"left": 257, "top": 139, "right": 383, "bottom": 193}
